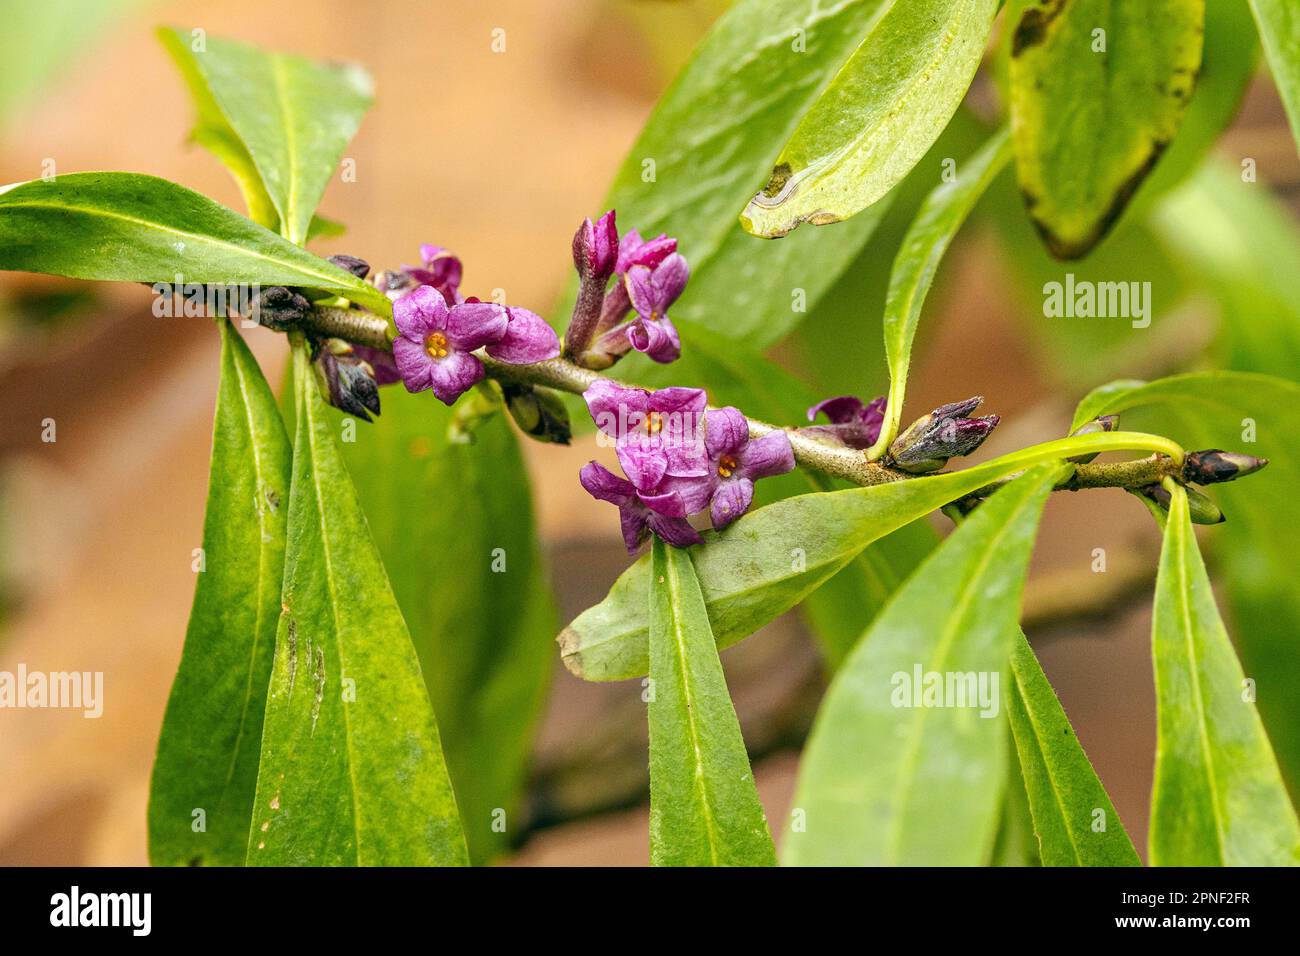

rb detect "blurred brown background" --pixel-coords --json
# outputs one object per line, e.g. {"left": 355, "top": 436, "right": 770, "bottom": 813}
{"left": 0, "top": 0, "right": 1295, "bottom": 866}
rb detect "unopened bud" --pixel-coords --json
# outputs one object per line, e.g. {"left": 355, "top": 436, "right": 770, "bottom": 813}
{"left": 1067, "top": 414, "right": 1120, "bottom": 463}
{"left": 251, "top": 286, "right": 311, "bottom": 331}
{"left": 1182, "top": 449, "right": 1269, "bottom": 485}
{"left": 1135, "top": 483, "right": 1225, "bottom": 525}
{"left": 889, "top": 397, "right": 999, "bottom": 474}
{"left": 503, "top": 383, "right": 571, "bottom": 445}
{"left": 311, "top": 338, "right": 380, "bottom": 421}
{"left": 328, "top": 254, "right": 371, "bottom": 280}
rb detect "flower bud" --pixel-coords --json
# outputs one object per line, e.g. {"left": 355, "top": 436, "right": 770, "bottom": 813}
{"left": 1135, "top": 483, "right": 1225, "bottom": 524}
{"left": 251, "top": 285, "right": 312, "bottom": 331}
{"left": 1066, "top": 414, "right": 1119, "bottom": 463}
{"left": 572, "top": 210, "right": 618, "bottom": 283}
{"left": 889, "top": 397, "right": 999, "bottom": 474}
{"left": 311, "top": 338, "right": 380, "bottom": 422}
{"left": 328, "top": 254, "right": 371, "bottom": 280}
{"left": 503, "top": 383, "right": 572, "bottom": 445}
{"left": 1182, "top": 449, "right": 1269, "bottom": 485}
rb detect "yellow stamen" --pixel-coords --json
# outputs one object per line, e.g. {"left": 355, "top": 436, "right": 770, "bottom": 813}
{"left": 717, "top": 454, "right": 738, "bottom": 479}
{"left": 646, "top": 411, "right": 664, "bottom": 435}
{"left": 425, "top": 331, "right": 449, "bottom": 359}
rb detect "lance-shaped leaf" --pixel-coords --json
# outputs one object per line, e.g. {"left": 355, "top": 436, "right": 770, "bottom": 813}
{"left": 868, "top": 126, "right": 1012, "bottom": 458}
{"left": 1009, "top": 0, "right": 1204, "bottom": 258}
{"left": 248, "top": 344, "right": 467, "bottom": 866}
{"left": 147, "top": 320, "right": 291, "bottom": 866}
{"left": 560, "top": 431, "right": 1180, "bottom": 682}
{"left": 560, "top": 0, "right": 925, "bottom": 352}
{"left": 741, "top": 0, "right": 1000, "bottom": 238}
{"left": 647, "top": 539, "right": 777, "bottom": 866}
{"left": 784, "top": 464, "right": 1062, "bottom": 866}
{"left": 1072, "top": 372, "right": 1300, "bottom": 793}
{"left": 1148, "top": 482, "right": 1300, "bottom": 866}
{"left": 159, "top": 29, "right": 372, "bottom": 245}
{"left": 0, "top": 173, "right": 392, "bottom": 315}
{"left": 1006, "top": 631, "right": 1140, "bottom": 866}
{"left": 1249, "top": 0, "right": 1300, "bottom": 155}
{"left": 336, "top": 386, "right": 556, "bottom": 865}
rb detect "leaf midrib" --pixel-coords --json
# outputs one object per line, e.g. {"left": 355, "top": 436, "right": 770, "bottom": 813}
{"left": 303, "top": 380, "right": 366, "bottom": 865}
{"left": 663, "top": 549, "right": 723, "bottom": 865}
{"left": 1170, "top": 493, "right": 1229, "bottom": 865}
{"left": 881, "top": 479, "right": 1040, "bottom": 863}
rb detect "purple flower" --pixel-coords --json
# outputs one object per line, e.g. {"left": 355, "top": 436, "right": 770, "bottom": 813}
{"left": 392, "top": 286, "right": 560, "bottom": 405}
{"left": 582, "top": 229, "right": 686, "bottom": 365}
{"left": 580, "top": 461, "right": 701, "bottom": 554}
{"left": 583, "top": 379, "right": 709, "bottom": 493}
{"left": 700, "top": 407, "right": 795, "bottom": 528}
{"left": 804, "top": 395, "right": 886, "bottom": 449}
{"left": 378, "top": 244, "right": 465, "bottom": 304}
{"left": 616, "top": 229, "right": 677, "bottom": 274}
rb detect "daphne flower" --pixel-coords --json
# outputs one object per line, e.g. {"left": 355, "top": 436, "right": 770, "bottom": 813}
{"left": 580, "top": 461, "right": 701, "bottom": 553}
{"left": 804, "top": 395, "right": 886, "bottom": 449}
{"left": 393, "top": 286, "right": 559, "bottom": 405}
{"left": 583, "top": 379, "right": 708, "bottom": 493}
{"left": 377, "top": 244, "right": 464, "bottom": 304}
{"left": 700, "top": 407, "right": 795, "bottom": 528}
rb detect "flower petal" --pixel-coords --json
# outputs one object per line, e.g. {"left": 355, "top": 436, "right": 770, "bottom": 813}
{"left": 616, "top": 444, "right": 668, "bottom": 492}
{"left": 487, "top": 307, "right": 561, "bottom": 364}
{"left": 710, "top": 478, "right": 754, "bottom": 529}
{"left": 427, "top": 351, "right": 485, "bottom": 405}
{"left": 625, "top": 265, "right": 658, "bottom": 317}
{"left": 807, "top": 395, "right": 865, "bottom": 424}
{"left": 738, "top": 430, "right": 796, "bottom": 480}
{"left": 446, "top": 302, "right": 509, "bottom": 351}
{"left": 616, "top": 229, "right": 677, "bottom": 273}
{"left": 392, "top": 336, "right": 435, "bottom": 393}
{"left": 649, "top": 386, "right": 708, "bottom": 416}
{"left": 705, "top": 406, "right": 748, "bottom": 458}
{"left": 583, "top": 379, "right": 647, "bottom": 437}
{"left": 627, "top": 314, "right": 680, "bottom": 363}
{"left": 618, "top": 507, "right": 651, "bottom": 554}
{"left": 638, "top": 488, "right": 688, "bottom": 518}
{"left": 653, "top": 253, "right": 690, "bottom": 309}
{"left": 646, "top": 513, "right": 703, "bottom": 549}
{"left": 653, "top": 472, "right": 716, "bottom": 514}
{"left": 393, "top": 285, "right": 448, "bottom": 341}
{"left": 579, "top": 461, "right": 634, "bottom": 505}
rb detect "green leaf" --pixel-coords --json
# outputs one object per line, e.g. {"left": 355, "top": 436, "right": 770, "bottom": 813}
{"left": 869, "top": 126, "right": 1012, "bottom": 458}
{"left": 248, "top": 344, "right": 467, "bottom": 866}
{"left": 159, "top": 29, "right": 373, "bottom": 245}
{"left": 784, "top": 464, "right": 1062, "bottom": 865}
{"left": 0, "top": 172, "right": 391, "bottom": 315}
{"left": 335, "top": 387, "right": 556, "bottom": 865}
{"left": 1148, "top": 482, "right": 1300, "bottom": 866}
{"left": 158, "top": 27, "right": 280, "bottom": 230}
{"left": 1009, "top": 0, "right": 1204, "bottom": 258}
{"left": 741, "top": 0, "right": 999, "bottom": 238}
{"left": 647, "top": 539, "right": 777, "bottom": 866}
{"left": 1005, "top": 631, "right": 1140, "bottom": 866}
{"left": 1249, "top": 0, "right": 1300, "bottom": 155}
{"left": 566, "top": 0, "right": 925, "bottom": 350}
{"left": 1071, "top": 372, "right": 1300, "bottom": 796}
{"left": 560, "top": 432, "right": 1178, "bottom": 683}
{"left": 148, "top": 320, "right": 291, "bottom": 866}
